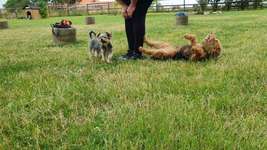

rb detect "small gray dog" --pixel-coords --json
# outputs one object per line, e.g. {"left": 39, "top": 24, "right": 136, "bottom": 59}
{"left": 89, "top": 31, "right": 113, "bottom": 63}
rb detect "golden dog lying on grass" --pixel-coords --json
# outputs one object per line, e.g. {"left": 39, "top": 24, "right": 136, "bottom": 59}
{"left": 139, "top": 33, "right": 222, "bottom": 61}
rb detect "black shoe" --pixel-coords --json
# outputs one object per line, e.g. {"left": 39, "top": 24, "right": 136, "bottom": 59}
{"left": 118, "top": 53, "right": 133, "bottom": 61}
{"left": 131, "top": 54, "right": 145, "bottom": 60}
{"left": 119, "top": 52, "right": 146, "bottom": 61}
{"left": 131, "top": 52, "right": 147, "bottom": 60}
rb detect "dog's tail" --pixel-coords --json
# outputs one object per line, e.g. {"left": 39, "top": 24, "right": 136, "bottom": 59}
{"left": 89, "top": 31, "right": 97, "bottom": 39}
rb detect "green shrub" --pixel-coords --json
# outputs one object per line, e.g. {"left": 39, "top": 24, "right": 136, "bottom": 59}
{"left": 39, "top": 0, "right": 48, "bottom": 18}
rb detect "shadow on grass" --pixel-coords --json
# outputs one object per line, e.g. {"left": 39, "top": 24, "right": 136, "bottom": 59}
{"left": 46, "top": 40, "right": 87, "bottom": 48}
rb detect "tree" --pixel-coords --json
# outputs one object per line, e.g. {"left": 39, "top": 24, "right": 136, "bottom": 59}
{"left": 237, "top": 0, "right": 249, "bottom": 10}
{"left": 50, "top": 0, "right": 79, "bottom": 4}
{"left": 4, "top": 0, "right": 79, "bottom": 9}
{"left": 4, "top": 0, "right": 49, "bottom": 18}
{"left": 4, "top": 0, "right": 81, "bottom": 18}
{"left": 152, "top": 0, "right": 164, "bottom": 12}
{"left": 224, "top": 0, "right": 233, "bottom": 11}
{"left": 209, "top": 0, "right": 221, "bottom": 11}
{"left": 38, "top": 0, "right": 48, "bottom": 18}
{"left": 196, "top": 0, "right": 208, "bottom": 14}
{"left": 253, "top": 0, "right": 263, "bottom": 9}
{"left": 4, "top": 0, "right": 30, "bottom": 9}
{"left": 4, "top": 0, "right": 30, "bottom": 18}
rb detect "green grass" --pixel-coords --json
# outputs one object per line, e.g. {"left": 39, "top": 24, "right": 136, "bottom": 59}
{"left": 0, "top": 9, "right": 267, "bottom": 149}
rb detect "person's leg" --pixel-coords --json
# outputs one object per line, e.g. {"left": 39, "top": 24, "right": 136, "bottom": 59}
{"left": 131, "top": 2, "right": 152, "bottom": 57}
{"left": 120, "top": 1, "right": 152, "bottom": 60}
{"left": 124, "top": 18, "right": 135, "bottom": 56}
{"left": 119, "top": 0, "right": 134, "bottom": 59}
{"left": 132, "top": 15, "right": 146, "bottom": 56}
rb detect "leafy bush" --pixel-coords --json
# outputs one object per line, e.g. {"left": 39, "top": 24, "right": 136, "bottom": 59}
{"left": 38, "top": 0, "right": 48, "bottom": 18}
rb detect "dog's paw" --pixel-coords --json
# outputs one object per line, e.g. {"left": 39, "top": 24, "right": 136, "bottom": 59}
{"left": 138, "top": 47, "right": 144, "bottom": 52}
{"left": 105, "top": 58, "right": 112, "bottom": 64}
{"left": 184, "top": 34, "right": 195, "bottom": 39}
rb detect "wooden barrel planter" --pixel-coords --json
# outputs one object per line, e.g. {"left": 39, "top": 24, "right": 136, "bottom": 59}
{"left": 0, "top": 21, "right": 8, "bottom": 29}
{"left": 85, "top": 17, "right": 95, "bottom": 25}
{"left": 176, "top": 12, "right": 188, "bottom": 26}
{"left": 52, "top": 27, "right": 76, "bottom": 44}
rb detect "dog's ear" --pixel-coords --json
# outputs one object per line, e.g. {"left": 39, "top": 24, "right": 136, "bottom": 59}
{"left": 89, "top": 31, "right": 96, "bottom": 39}
{"left": 210, "top": 32, "right": 216, "bottom": 37}
{"left": 210, "top": 32, "right": 216, "bottom": 39}
{"left": 97, "top": 33, "right": 101, "bottom": 38}
{"left": 214, "top": 39, "right": 222, "bottom": 49}
{"left": 106, "top": 32, "right": 112, "bottom": 39}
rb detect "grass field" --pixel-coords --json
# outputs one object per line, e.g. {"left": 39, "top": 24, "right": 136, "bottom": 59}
{"left": 0, "top": 9, "right": 267, "bottom": 149}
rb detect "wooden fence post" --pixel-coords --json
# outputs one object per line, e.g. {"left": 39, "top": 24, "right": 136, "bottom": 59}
{"left": 183, "top": 0, "right": 186, "bottom": 11}
{"left": 108, "top": 2, "right": 110, "bottom": 14}
{"left": 66, "top": 3, "right": 69, "bottom": 16}
{"left": 86, "top": 4, "right": 89, "bottom": 15}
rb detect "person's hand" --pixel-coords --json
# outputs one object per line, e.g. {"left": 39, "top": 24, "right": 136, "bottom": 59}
{"left": 122, "top": 6, "right": 128, "bottom": 18}
{"left": 127, "top": 4, "right": 136, "bottom": 18}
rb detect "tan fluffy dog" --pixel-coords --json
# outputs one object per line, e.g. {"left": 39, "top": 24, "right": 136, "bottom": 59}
{"left": 139, "top": 33, "right": 222, "bottom": 61}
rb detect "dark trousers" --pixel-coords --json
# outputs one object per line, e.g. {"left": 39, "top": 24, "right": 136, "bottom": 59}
{"left": 124, "top": 2, "right": 152, "bottom": 56}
